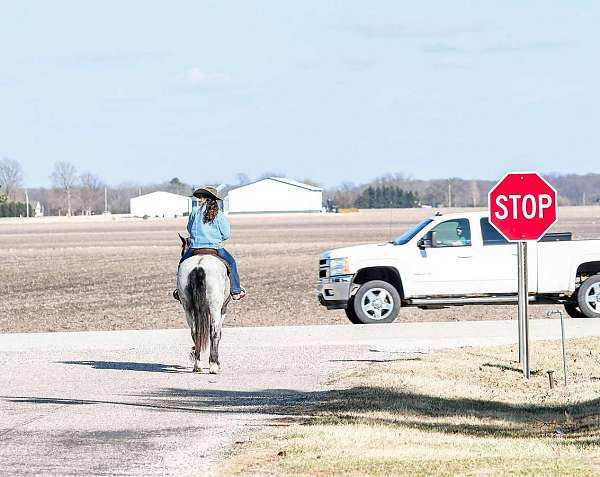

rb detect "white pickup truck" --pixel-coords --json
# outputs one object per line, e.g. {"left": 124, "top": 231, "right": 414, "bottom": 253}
{"left": 318, "top": 211, "right": 600, "bottom": 324}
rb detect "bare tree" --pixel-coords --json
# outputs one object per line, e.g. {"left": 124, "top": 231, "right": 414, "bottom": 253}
{"left": 51, "top": 162, "right": 78, "bottom": 216}
{"left": 108, "top": 184, "right": 140, "bottom": 214}
{"left": 0, "top": 158, "right": 24, "bottom": 201}
{"left": 331, "top": 182, "right": 358, "bottom": 208}
{"left": 165, "top": 177, "right": 191, "bottom": 196}
{"left": 257, "top": 172, "right": 287, "bottom": 180}
{"left": 422, "top": 182, "right": 447, "bottom": 207}
{"left": 299, "top": 177, "right": 322, "bottom": 187}
{"left": 235, "top": 173, "right": 250, "bottom": 185}
{"left": 79, "top": 172, "right": 103, "bottom": 215}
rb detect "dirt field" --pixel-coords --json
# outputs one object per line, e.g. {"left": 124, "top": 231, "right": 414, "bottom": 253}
{"left": 1, "top": 207, "right": 600, "bottom": 333}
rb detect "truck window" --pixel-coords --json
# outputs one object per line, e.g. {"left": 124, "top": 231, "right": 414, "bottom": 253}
{"left": 392, "top": 218, "right": 433, "bottom": 245}
{"left": 429, "top": 219, "right": 471, "bottom": 247}
{"left": 480, "top": 218, "right": 509, "bottom": 245}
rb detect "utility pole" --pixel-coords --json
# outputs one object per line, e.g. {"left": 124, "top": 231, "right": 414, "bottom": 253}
{"left": 25, "top": 189, "right": 29, "bottom": 218}
{"left": 104, "top": 187, "right": 108, "bottom": 214}
{"left": 448, "top": 181, "right": 452, "bottom": 208}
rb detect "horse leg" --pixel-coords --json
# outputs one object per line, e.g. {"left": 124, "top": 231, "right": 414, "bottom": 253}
{"left": 190, "top": 329, "right": 201, "bottom": 372}
{"left": 209, "top": 307, "right": 223, "bottom": 374}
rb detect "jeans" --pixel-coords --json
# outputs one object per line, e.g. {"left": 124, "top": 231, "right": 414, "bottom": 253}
{"left": 217, "top": 248, "right": 241, "bottom": 294}
{"left": 180, "top": 247, "right": 242, "bottom": 294}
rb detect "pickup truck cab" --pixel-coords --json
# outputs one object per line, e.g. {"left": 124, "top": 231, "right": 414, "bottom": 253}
{"left": 318, "top": 211, "right": 600, "bottom": 323}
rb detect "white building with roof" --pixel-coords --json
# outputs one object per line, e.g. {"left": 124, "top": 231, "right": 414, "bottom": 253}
{"left": 130, "top": 191, "right": 192, "bottom": 218}
{"left": 225, "top": 177, "right": 323, "bottom": 214}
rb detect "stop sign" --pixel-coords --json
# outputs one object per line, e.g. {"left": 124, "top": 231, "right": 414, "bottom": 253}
{"left": 489, "top": 172, "right": 558, "bottom": 241}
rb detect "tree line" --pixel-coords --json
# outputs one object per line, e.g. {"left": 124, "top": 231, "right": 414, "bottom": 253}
{"left": 0, "top": 158, "right": 29, "bottom": 216}
{"left": 1, "top": 157, "right": 334, "bottom": 217}
{"left": 327, "top": 173, "right": 600, "bottom": 209}
{"left": 0, "top": 158, "right": 111, "bottom": 216}
{"left": 0, "top": 159, "right": 303, "bottom": 216}
{"left": 0, "top": 157, "right": 203, "bottom": 216}
{"left": 354, "top": 185, "right": 419, "bottom": 208}
{"left": 2, "top": 156, "right": 600, "bottom": 216}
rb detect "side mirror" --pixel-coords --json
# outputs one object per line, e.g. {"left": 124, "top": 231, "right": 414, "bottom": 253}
{"left": 418, "top": 235, "right": 433, "bottom": 249}
{"left": 430, "top": 231, "right": 438, "bottom": 248}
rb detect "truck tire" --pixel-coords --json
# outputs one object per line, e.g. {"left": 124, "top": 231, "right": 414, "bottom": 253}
{"left": 344, "top": 298, "right": 362, "bottom": 324}
{"left": 564, "top": 303, "right": 585, "bottom": 318}
{"left": 576, "top": 275, "right": 600, "bottom": 318}
{"left": 352, "top": 280, "right": 401, "bottom": 324}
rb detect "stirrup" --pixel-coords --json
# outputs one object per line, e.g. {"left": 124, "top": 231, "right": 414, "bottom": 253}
{"left": 231, "top": 287, "right": 246, "bottom": 300}
{"left": 173, "top": 289, "right": 180, "bottom": 301}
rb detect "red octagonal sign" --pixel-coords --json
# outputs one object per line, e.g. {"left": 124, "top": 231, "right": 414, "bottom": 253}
{"left": 489, "top": 172, "right": 558, "bottom": 242}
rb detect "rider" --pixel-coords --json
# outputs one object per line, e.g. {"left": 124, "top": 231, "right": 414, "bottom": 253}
{"left": 174, "top": 186, "right": 246, "bottom": 301}
{"left": 451, "top": 223, "right": 469, "bottom": 246}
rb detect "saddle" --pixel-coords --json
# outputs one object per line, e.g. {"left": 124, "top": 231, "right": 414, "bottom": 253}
{"left": 190, "top": 248, "right": 231, "bottom": 275}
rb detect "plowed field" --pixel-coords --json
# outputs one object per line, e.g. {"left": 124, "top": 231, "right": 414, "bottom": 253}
{"left": 1, "top": 207, "right": 599, "bottom": 333}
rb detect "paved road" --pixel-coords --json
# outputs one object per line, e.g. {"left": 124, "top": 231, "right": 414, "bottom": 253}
{"left": 2, "top": 319, "right": 600, "bottom": 476}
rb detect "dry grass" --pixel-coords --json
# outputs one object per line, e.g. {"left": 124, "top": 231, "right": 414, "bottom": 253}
{"left": 224, "top": 337, "right": 600, "bottom": 476}
{"left": 1, "top": 206, "right": 600, "bottom": 333}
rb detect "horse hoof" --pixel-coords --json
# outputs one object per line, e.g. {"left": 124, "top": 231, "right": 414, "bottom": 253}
{"left": 209, "top": 363, "right": 220, "bottom": 374}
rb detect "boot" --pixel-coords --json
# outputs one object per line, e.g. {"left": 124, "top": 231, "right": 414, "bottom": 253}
{"left": 231, "top": 287, "right": 246, "bottom": 301}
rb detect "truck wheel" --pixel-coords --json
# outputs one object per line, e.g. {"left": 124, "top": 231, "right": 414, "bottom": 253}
{"left": 576, "top": 275, "right": 600, "bottom": 318}
{"left": 564, "top": 303, "right": 585, "bottom": 318}
{"left": 352, "top": 280, "right": 400, "bottom": 324}
{"left": 344, "top": 298, "right": 362, "bottom": 324}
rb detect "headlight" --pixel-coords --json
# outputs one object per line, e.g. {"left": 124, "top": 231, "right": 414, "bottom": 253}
{"left": 330, "top": 257, "right": 350, "bottom": 276}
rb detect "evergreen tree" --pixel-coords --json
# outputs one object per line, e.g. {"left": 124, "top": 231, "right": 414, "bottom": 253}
{"left": 355, "top": 185, "right": 419, "bottom": 209}
{"left": 0, "top": 201, "right": 31, "bottom": 217}
{"left": 374, "top": 186, "right": 382, "bottom": 208}
{"left": 381, "top": 185, "right": 390, "bottom": 207}
{"left": 367, "top": 186, "right": 375, "bottom": 208}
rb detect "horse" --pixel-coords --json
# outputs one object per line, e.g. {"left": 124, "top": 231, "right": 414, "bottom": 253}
{"left": 176, "top": 234, "right": 230, "bottom": 373}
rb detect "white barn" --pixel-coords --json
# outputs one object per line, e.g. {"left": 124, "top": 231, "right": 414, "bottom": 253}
{"left": 130, "top": 191, "right": 192, "bottom": 218}
{"left": 225, "top": 177, "right": 323, "bottom": 214}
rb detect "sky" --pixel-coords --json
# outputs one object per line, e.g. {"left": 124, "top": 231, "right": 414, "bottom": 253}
{"left": 1, "top": 1, "right": 599, "bottom": 188}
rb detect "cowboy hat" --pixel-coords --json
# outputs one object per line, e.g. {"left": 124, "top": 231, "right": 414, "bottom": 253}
{"left": 193, "top": 186, "right": 223, "bottom": 200}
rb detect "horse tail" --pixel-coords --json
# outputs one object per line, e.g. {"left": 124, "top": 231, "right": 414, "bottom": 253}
{"left": 187, "top": 267, "right": 210, "bottom": 357}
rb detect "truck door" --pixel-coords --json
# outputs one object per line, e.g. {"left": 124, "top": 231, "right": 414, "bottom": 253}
{"left": 412, "top": 218, "right": 481, "bottom": 296}
{"left": 474, "top": 218, "right": 537, "bottom": 293}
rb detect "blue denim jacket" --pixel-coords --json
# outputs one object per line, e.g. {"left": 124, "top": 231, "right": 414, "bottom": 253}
{"left": 187, "top": 205, "right": 230, "bottom": 249}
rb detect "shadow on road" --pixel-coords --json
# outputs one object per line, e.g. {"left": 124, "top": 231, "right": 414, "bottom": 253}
{"left": 58, "top": 360, "right": 189, "bottom": 373}
{"left": 3, "top": 386, "right": 599, "bottom": 442}
{"left": 0, "top": 388, "right": 328, "bottom": 416}
{"left": 328, "top": 357, "right": 422, "bottom": 363}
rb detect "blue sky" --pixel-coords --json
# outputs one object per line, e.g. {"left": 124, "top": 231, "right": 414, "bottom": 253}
{"left": 1, "top": 1, "right": 599, "bottom": 188}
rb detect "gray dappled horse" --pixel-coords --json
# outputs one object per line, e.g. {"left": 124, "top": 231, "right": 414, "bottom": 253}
{"left": 177, "top": 235, "right": 230, "bottom": 373}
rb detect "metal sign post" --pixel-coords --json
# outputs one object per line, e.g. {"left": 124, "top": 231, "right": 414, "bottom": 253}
{"left": 546, "top": 309, "right": 568, "bottom": 386}
{"left": 517, "top": 241, "right": 530, "bottom": 378}
{"left": 489, "top": 172, "right": 558, "bottom": 380}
